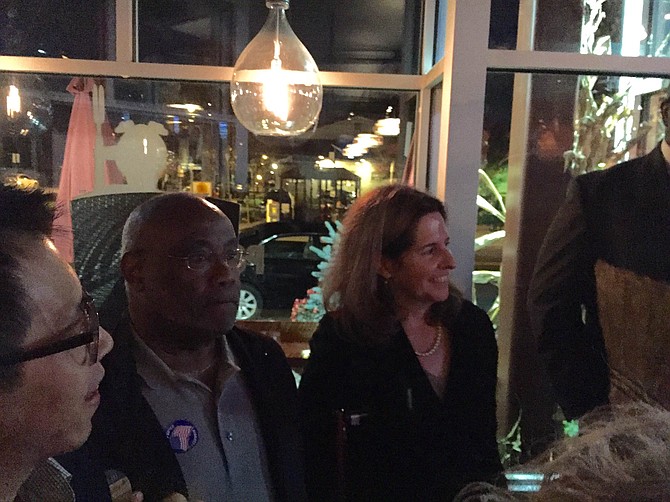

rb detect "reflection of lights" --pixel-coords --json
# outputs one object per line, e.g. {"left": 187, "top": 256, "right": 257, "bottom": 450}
{"left": 374, "top": 117, "right": 400, "bottom": 136}
{"left": 270, "top": 170, "right": 275, "bottom": 174}
{"left": 7, "top": 85, "right": 21, "bottom": 118}
{"left": 342, "top": 143, "right": 367, "bottom": 158}
{"left": 316, "top": 158, "right": 336, "bottom": 168}
{"left": 638, "top": 25, "right": 648, "bottom": 41}
{"left": 167, "top": 103, "right": 203, "bottom": 114}
{"left": 256, "top": 174, "right": 263, "bottom": 181}
{"left": 355, "top": 159, "right": 373, "bottom": 178}
{"left": 665, "top": 13, "right": 670, "bottom": 20}
{"left": 354, "top": 133, "right": 383, "bottom": 148}
{"left": 262, "top": 154, "right": 268, "bottom": 160}
{"left": 271, "top": 162, "right": 278, "bottom": 169}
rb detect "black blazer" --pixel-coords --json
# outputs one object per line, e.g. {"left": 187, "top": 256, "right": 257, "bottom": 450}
{"left": 528, "top": 143, "right": 670, "bottom": 419}
{"left": 84, "top": 314, "right": 307, "bottom": 502}
{"left": 299, "top": 301, "right": 502, "bottom": 502}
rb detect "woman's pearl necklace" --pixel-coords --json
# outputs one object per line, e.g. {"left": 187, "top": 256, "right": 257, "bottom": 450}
{"left": 414, "top": 324, "right": 443, "bottom": 357}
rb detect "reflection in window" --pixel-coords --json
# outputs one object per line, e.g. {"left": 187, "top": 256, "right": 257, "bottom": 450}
{"left": 0, "top": 72, "right": 415, "bottom": 322}
{"left": 0, "top": 73, "right": 415, "bottom": 227}
{"left": 137, "top": 0, "right": 422, "bottom": 74}
{"left": 0, "top": 0, "right": 113, "bottom": 59}
{"left": 508, "top": 0, "right": 670, "bottom": 56}
{"left": 476, "top": 72, "right": 668, "bottom": 324}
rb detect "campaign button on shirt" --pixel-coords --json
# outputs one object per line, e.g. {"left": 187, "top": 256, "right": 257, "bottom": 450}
{"left": 165, "top": 419, "right": 199, "bottom": 453}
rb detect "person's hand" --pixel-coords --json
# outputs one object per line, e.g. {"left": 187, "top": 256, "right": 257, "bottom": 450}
{"left": 112, "top": 490, "right": 143, "bottom": 502}
{"left": 160, "top": 494, "right": 187, "bottom": 502}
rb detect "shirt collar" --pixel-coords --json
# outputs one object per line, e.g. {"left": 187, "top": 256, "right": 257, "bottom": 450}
{"left": 16, "top": 459, "right": 74, "bottom": 502}
{"left": 131, "top": 330, "right": 239, "bottom": 391}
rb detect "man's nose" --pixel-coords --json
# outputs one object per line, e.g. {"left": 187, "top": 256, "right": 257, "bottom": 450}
{"left": 211, "top": 256, "right": 239, "bottom": 280}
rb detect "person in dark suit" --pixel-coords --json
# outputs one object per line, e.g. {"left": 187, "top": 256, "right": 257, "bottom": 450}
{"left": 527, "top": 92, "right": 670, "bottom": 420}
{"left": 298, "top": 184, "right": 502, "bottom": 501}
{"left": 86, "top": 192, "right": 306, "bottom": 501}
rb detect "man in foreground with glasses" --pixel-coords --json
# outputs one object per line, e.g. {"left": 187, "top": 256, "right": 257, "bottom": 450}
{"left": 88, "top": 192, "right": 306, "bottom": 501}
{"left": 0, "top": 185, "right": 113, "bottom": 501}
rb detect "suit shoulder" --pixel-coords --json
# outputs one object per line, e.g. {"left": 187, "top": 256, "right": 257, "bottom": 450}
{"left": 576, "top": 150, "right": 657, "bottom": 192}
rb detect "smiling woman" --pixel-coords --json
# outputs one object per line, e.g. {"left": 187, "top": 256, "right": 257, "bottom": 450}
{"left": 298, "top": 184, "right": 503, "bottom": 501}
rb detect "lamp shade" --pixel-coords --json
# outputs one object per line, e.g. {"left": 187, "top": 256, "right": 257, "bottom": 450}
{"left": 231, "top": 0, "right": 322, "bottom": 137}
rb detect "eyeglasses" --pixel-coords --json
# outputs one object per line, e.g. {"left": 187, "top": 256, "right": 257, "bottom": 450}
{"left": 0, "top": 291, "right": 100, "bottom": 367}
{"left": 168, "top": 248, "right": 247, "bottom": 272}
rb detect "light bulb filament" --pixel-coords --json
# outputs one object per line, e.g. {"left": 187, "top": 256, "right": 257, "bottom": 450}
{"left": 7, "top": 85, "right": 21, "bottom": 118}
{"left": 263, "top": 51, "right": 290, "bottom": 123}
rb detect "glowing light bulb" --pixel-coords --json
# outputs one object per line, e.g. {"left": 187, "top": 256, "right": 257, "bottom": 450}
{"left": 231, "top": 0, "right": 322, "bottom": 136}
{"left": 7, "top": 85, "right": 21, "bottom": 118}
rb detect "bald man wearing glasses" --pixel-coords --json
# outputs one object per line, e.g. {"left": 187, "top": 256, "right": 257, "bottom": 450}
{"left": 0, "top": 185, "right": 113, "bottom": 502}
{"left": 86, "top": 192, "right": 306, "bottom": 502}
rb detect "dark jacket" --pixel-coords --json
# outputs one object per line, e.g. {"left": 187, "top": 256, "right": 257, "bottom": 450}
{"left": 298, "top": 301, "right": 502, "bottom": 502}
{"left": 528, "top": 143, "right": 670, "bottom": 419}
{"left": 85, "top": 314, "right": 307, "bottom": 502}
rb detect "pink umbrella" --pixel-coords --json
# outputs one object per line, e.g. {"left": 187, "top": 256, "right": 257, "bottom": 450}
{"left": 52, "top": 77, "right": 125, "bottom": 262}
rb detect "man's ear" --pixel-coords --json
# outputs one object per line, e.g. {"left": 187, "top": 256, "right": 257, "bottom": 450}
{"left": 661, "top": 99, "right": 670, "bottom": 129}
{"left": 120, "top": 252, "right": 145, "bottom": 291}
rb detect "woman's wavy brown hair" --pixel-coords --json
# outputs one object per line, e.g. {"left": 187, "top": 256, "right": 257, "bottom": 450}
{"left": 322, "top": 184, "right": 462, "bottom": 344}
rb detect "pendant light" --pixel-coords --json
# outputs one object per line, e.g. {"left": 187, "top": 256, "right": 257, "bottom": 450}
{"left": 231, "top": 0, "right": 322, "bottom": 137}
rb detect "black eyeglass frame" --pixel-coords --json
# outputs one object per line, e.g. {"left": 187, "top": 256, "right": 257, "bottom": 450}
{"left": 0, "top": 292, "right": 100, "bottom": 367}
{"left": 168, "top": 247, "right": 247, "bottom": 271}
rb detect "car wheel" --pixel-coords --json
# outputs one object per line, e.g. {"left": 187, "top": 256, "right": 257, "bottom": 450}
{"left": 237, "top": 283, "right": 263, "bottom": 320}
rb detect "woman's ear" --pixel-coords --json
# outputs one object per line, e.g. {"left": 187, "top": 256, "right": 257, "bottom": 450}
{"left": 378, "top": 256, "right": 394, "bottom": 280}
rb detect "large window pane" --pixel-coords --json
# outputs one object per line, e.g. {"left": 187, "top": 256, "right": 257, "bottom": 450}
{"left": 0, "top": 73, "right": 415, "bottom": 320}
{"left": 0, "top": 0, "right": 114, "bottom": 59}
{"left": 485, "top": 69, "right": 668, "bottom": 457}
{"left": 0, "top": 74, "right": 414, "bottom": 199}
{"left": 490, "top": 0, "right": 670, "bottom": 55}
{"left": 489, "top": 0, "right": 520, "bottom": 49}
{"left": 138, "top": 0, "right": 422, "bottom": 74}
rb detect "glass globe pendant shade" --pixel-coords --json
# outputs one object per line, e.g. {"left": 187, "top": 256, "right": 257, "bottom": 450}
{"left": 231, "top": 0, "right": 322, "bottom": 137}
